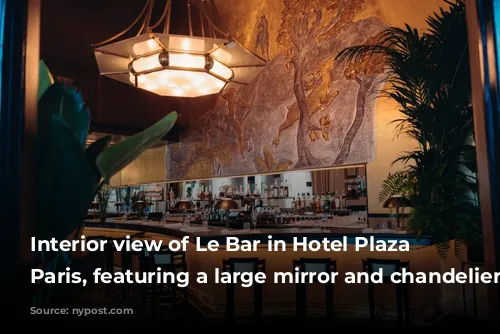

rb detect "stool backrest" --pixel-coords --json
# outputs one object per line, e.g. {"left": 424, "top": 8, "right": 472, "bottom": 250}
{"left": 223, "top": 257, "right": 266, "bottom": 274}
{"left": 150, "top": 249, "right": 185, "bottom": 268}
{"left": 293, "top": 258, "right": 337, "bottom": 282}
{"left": 362, "top": 258, "right": 409, "bottom": 283}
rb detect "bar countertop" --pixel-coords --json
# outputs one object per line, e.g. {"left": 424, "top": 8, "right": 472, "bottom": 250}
{"left": 83, "top": 218, "right": 433, "bottom": 246}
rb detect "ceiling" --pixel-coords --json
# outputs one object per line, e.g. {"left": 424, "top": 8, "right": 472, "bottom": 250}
{"left": 40, "top": 0, "right": 218, "bottom": 141}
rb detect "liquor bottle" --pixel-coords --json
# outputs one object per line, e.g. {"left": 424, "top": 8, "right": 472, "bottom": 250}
{"left": 334, "top": 190, "right": 341, "bottom": 210}
{"left": 301, "top": 193, "right": 306, "bottom": 209}
{"left": 246, "top": 183, "right": 252, "bottom": 198}
{"left": 208, "top": 186, "right": 213, "bottom": 201}
{"left": 297, "top": 193, "right": 301, "bottom": 209}
{"left": 169, "top": 187, "right": 175, "bottom": 201}
{"left": 361, "top": 176, "right": 367, "bottom": 196}
{"left": 305, "top": 193, "right": 311, "bottom": 208}
{"left": 279, "top": 179, "right": 284, "bottom": 198}
{"left": 269, "top": 185, "right": 274, "bottom": 199}
{"left": 253, "top": 186, "right": 260, "bottom": 198}
{"left": 273, "top": 178, "right": 279, "bottom": 198}
{"left": 199, "top": 185, "right": 205, "bottom": 200}
{"left": 284, "top": 179, "right": 289, "bottom": 197}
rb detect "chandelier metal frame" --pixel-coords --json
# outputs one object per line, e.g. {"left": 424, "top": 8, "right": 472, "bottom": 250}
{"left": 93, "top": 0, "right": 267, "bottom": 98}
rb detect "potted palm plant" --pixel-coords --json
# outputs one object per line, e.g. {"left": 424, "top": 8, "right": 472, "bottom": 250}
{"left": 336, "top": 0, "right": 481, "bottom": 260}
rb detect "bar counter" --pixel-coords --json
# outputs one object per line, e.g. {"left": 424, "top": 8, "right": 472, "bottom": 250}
{"left": 82, "top": 218, "right": 462, "bottom": 324}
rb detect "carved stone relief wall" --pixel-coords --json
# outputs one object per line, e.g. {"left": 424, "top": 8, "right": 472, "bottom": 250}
{"left": 166, "top": 0, "right": 387, "bottom": 181}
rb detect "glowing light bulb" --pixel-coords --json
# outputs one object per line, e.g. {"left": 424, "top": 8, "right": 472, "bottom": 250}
{"left": 198, "top": 87, "right": 210, "bottom": 95}
{"left": 145, "top": 82, "right": 157, "bottom": 91}
{"left": 132, "top": 54, "right": 161, "bottom": 72}
{"left": 158, "top": 76, "right": 168, "bottom": 85}
{"left": 209, "top": 59, "right": 233, "bottom": 79}
{"left": 215, "top": 80, "right": 225, "bottom": 89}
{"left": 132, "top": 38, "right": 161, "bottom": 55}
{"left": 172, "top": 88, "right": 184, "bottom": 96}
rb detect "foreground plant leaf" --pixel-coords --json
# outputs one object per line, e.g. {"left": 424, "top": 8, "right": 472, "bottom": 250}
{"left": 38, "top": 83, "right": 90, "bottom": 147}
{"left": 38, "top": 60, "right": 54, "bottom": 101}
{"left": 36, "top": 114, "right": 94, "bottom": 242}
{"left": 96, "top": 111, "right": 177, "bottom": 181}
{"left": 85, "top": 135, "right": 112, "bottom": 187}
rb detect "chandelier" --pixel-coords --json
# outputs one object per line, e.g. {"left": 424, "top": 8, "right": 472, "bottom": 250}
{"left": 93, "top": 0, "right": 266, "bottom": 98}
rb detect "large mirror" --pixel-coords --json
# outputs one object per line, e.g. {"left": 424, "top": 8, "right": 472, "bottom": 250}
{"left": 94, "top": 165, "right": 367, "bottom": 214}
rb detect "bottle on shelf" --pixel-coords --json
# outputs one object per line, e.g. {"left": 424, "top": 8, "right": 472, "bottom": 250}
{"left": 284, "top": 179, "right": 289, "bottom": 197}
{"left": 207, "top": 186, "right": 213, "bottom": 201}
{"left": 269, "top": 184, "right": 274, "bottom": 199}
{"left": 246, "top": 183, "right": 252, "bottom": 198}
{"left": 324, "top": 194, "right": 330, "bottom": 211}
{"left": 296, "top": 193, "right": 301, "bottom": 209}
{"left": 361, "top": 176, "right": 367, "bottom": 196}
{"left": 253, "top": 186, "right": 260, "bottom": 198}
{"left": 273, "top": 178, "right": 279, "bottom": 198}
{"left": 305, "top": 193, "right": 311, "bottom": 208}
{"left": 279, "top": 179, "right": 284, "bottom": 198}
{"left": 199, "top": 185, "right": 206, "bottom": 200}
{"left": 169, "top": 187, "right": 175, "bottom": 201}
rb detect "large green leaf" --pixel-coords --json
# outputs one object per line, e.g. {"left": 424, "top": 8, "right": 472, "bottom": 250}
{"left": 85, "top": 135, "right": 112, "bottom": 187}
{"left": 37, "top": 83, "right": 90, "bottom": 147}
{"left": 96, "top": 111, "right": 177, "bottom": 181}
{"left": 38, "top": 60, "right": 54, "bottom": 101}
{"left": 36, "top": 114, "right": 94, "bottom": 242}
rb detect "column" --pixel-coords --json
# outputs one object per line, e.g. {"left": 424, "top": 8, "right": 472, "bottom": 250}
{"left": 466, "top": 0, "right": 500, "bottom": 321}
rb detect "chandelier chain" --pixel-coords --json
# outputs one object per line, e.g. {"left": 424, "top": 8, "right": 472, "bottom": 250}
{"left": 93, "top": 0, "right": 265, "bottom": 63}
{"left": 92, "top": 0, "right": 151, "bottom": 47}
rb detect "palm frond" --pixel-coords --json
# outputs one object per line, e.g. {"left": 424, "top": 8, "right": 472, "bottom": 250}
{"left": 378, "top": 171, "right": 414, "bottom": 203}
{"left": 337, "top": 0, "right": 480, "bottom": 261}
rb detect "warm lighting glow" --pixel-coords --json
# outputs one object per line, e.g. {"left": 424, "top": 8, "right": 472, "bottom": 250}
{"left": 129, "top": 69, "right": 227, "bottom": 97}
{"left": 172, "top": 88, "right": 184, "bottom": 96}
{"left": 126, "top": 43, "right": 231, "bottom": 97}
{"left": 132, "top": 54, "right": 161, "bottom": 72}
{"left": 211, "top": 48, "right": 232, "bottom": 63}
{"left": 132, "top": 39, "right": 162, "bottom": 55}
{"left": 169, "top": 53, "right": 206, "bottom": 69}
{"left": 93, "top": 0, "right": 267, "bottom": 98}
{"left": 209, "top": 59, "right": 233, "bottom": 80}
{"left": 168, "top": 36, "right": 206, "bottom": 52}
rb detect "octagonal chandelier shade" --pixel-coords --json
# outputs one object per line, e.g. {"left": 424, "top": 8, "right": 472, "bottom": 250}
{"left": 93, "top": 0, "right": 266, "bottom": 98}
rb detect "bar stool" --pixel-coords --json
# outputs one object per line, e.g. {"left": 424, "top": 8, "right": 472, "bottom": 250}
{"left": 293, "top": 258, "right": 337, "bottom": 320}
{"left": 222, "top": 257, "right": 266, "bottom": 321}
{"left": 149, "top": 249, "right": 188, "bottom": 315}
{"left": 461, "top": 260, "right": 484, "bottom": 318}
{"left": 362, "top": 258, "right": 410, "bottom": 325}
{"left": 121, "top": 248, "right": 147, "bottom": 299}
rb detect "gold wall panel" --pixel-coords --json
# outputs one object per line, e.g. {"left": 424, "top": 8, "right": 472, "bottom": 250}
{"left": 167, "top": 0, "right": 389, "bottom": 182}
{"left": 110, "top": 146, "right": 167, "bottom": 186}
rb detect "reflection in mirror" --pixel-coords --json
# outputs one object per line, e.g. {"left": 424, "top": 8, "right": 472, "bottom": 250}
{"left": 103, "top": 165, "right": 368, "bottom": 229}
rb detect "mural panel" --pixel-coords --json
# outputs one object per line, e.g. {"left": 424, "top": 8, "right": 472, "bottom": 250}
{"left": 111, "top": 146, "right": 167, "bottom": 186}
{"left": 166, "top": 0, "right": 387, "bottom": 181}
